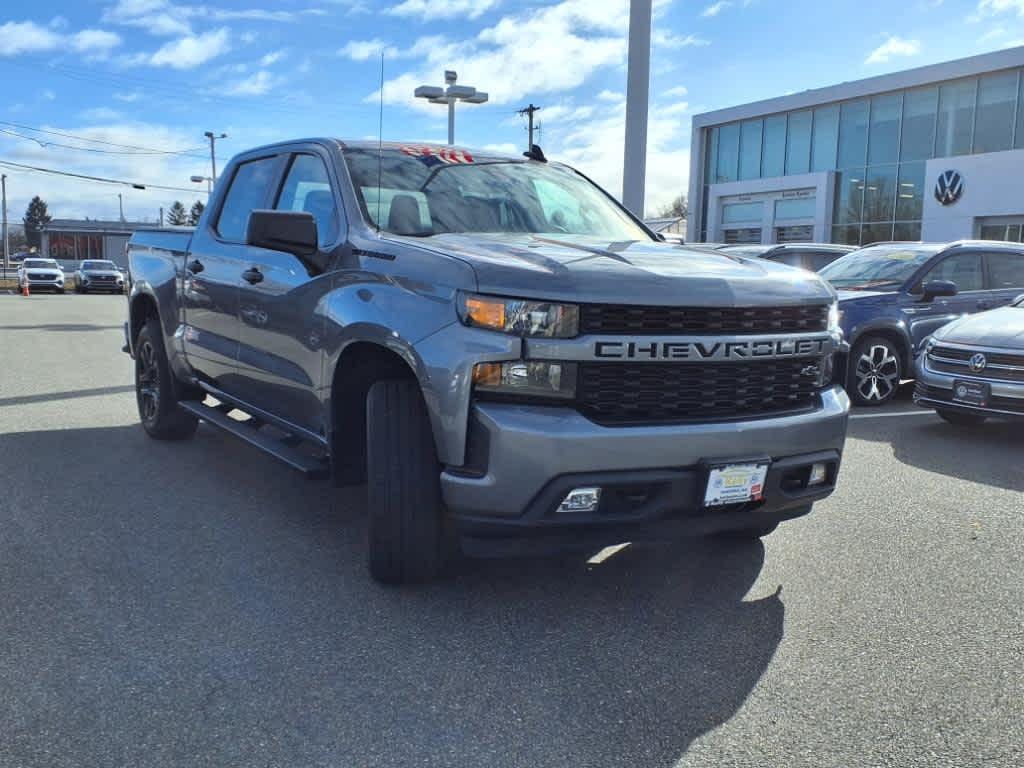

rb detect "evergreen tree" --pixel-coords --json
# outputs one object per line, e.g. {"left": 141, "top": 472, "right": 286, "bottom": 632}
{"left": 188, "top": 199, "right": 206, "bottom": 226}
{"left": 167, "top": 201, "right": 188, "bottom": 226}
{"left": 22, "top": 196, "right": 52, "bottom": 250}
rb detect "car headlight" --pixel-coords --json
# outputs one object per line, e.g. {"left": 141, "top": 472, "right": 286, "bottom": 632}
{"left": 472, "top": 361, "right": 577, "bottom": 400}
{"left": 458, "top": 293, "right": 579, "bottom": 338}
{"left": 827, "top": 301, "right": 841, "bottom": 332}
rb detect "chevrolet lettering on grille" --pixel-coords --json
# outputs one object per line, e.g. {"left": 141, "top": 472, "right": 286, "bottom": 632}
{"left": 593, "top": 337, "right": 831, "bottom": 361}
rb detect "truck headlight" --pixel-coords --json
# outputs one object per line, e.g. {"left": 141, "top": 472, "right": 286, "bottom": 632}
{"left": 827, "top": 301, "right": 841, "bottom": 332}
{"left": 473, "top": 361, "right": 577, "bottom": 400}
{"left": 458, "top": 293, "right": 579, "bottom": 338}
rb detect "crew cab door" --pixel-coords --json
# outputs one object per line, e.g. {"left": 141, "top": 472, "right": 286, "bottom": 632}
{"left": 234, "top": 152, "right": 341, "bottom": 436}
{"left": 903, "top": 250, "right": 986, "bottom": 350}
{"left": 980, "top": 249, "right": 1024, "bottom": 310}
{"left": 183, "top": 154, "right": 283, "bottom": 388}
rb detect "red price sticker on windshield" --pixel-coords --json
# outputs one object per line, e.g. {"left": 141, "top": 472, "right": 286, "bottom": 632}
{"left": 400, "top": 145, "right": 474, "bottom": 164}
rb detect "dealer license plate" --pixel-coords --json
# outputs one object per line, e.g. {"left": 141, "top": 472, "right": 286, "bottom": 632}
{"left": 952, "top": 379, "right": 990, "bottom": 407}
{"left": 703, "top": 462, "right": 769, "bottom": 507}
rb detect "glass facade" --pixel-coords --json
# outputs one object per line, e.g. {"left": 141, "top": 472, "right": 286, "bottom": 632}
{"left": 703, "top": 66, "right": 1024, "bottom": 245}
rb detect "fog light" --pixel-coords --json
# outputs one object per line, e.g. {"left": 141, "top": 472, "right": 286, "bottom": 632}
{"left": 558, "top": 487, "right": 601, "bottom": 514}
{"left": 808, "top": 463, "right": 828, "bottom": 487}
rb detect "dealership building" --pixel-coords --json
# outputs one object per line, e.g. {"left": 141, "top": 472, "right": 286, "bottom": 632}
{"left": 688, "top": 46, "right": 1024, "bottom": 246}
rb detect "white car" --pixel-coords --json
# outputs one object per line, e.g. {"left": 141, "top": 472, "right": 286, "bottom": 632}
{"left": 16, "top": 258, "right": 65, "bottom": 294}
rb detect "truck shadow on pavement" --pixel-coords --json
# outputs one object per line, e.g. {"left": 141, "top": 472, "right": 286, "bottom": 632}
{"left": 849, "top": 416, "right": 1023, "bottom": 492}
{"left": 0, "top": 423, "right": 783, "bottom": 768}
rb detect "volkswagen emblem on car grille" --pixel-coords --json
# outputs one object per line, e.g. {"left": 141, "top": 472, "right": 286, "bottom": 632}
{"left": 934, "top": 170, "right": 964, "bottom": 206}
{"left": 969, "top": 353, "right": 987, "bottom": 373}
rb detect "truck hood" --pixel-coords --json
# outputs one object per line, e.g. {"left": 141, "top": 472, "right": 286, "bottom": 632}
{"left": 836, "top": 289, "right": 894, "bottom": 302}
{"left": 936, "top": 306, "right": 1024, "bottom": 348}
{"left": 406, "top": 233, "right": 834, "bottom": 306}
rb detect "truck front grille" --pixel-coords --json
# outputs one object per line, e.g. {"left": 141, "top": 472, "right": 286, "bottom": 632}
{"left": 577, "top": 359, "right": 821, "bottom": 425}
{"left": 579, "top": 304, "right": 829, "bottom": 335}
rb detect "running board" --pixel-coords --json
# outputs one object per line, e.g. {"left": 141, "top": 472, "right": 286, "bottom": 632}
{"left": 179, "top": 400, "right": 329, "bottom": 477}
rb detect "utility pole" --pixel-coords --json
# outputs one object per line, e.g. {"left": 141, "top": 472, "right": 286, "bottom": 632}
{"left": 204, "top": 131, "right": 227, "bottom": 184}
{"left": 622, "top": 0, "right": 653, "bottom": 217}
{"left": 1, "top": 174, "right": 8, "bottom": 272}
{"left": 518, "top": 104, "right": 541, "bottom": 151}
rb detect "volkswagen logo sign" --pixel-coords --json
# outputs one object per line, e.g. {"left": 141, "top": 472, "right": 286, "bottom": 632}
{"left": 969, "top": 353, "right": 987, "bottom": 373}
{"left": 934, "top": 170, "right": 964, "bottom": 206}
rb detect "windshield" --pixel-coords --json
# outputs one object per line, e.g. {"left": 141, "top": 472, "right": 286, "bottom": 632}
{"left": 82, "top": 261, "right": 116, "bottom": 270}
{"left": 343, "top": 147, "right": 651, "bottom": 241}
{"left": 819, "top": 245, "right": 941, "bottom": 290}
{"left": 23, "top": 259, "right": 57, "bottom": 269}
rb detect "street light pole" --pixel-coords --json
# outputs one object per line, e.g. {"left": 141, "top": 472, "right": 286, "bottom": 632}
{"left": 1, "top": 174, "right": 8, "bottom": 272}
{"left": 118, "top": 192, "right": 125, "bottom": 223}
{"left": 414, "top": 71, "right": 489, "bottom": 146}
{"left": 204, "top": 131, "right": 227, "bottom": 184}
{"left": 622, "top": 0, "right": 652, "bottom": 217}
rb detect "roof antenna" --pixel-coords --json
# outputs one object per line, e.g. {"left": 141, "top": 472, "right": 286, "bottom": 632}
{"left": 376, "top": 48, "right": 385, "bottom": 234}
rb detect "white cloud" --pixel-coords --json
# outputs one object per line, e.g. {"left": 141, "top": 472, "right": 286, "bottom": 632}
{"left": 598, "top": 89, "right": 623, "bottom": 101}
{"left": 42, "top": 89, "right": 56, "bottom": 101}
{"left": 663, "top": 85, "right": 688, "bottom": 98}
{"left": 386, "top": 0, "right": 501, "bottom": 20}
{"left": 260, "top": 49, "right": 287, "bottom": 66}
{"left": 103, "top": 0, "right": 192, "bottom": 36}
{"left": 701, "top": 1, "right": 730, "bottom": 17}
{"left": 375, "top": 0, "right": 629, "bottom": 107}
{"left": 79, "top": 107, "right": 123, "bottom": 121}
{"left": 148, "top": 28, "right": 231, "bottom": 69}
{"left": 339, "top": 38, "right": 399, "bottom": 60}
{"left": 0, "top": 21, "right": 63, "bottom": 55}
{"left": 113, "top": 91, "right": 142, "bottom": 102}
{"left": 241, "top": 31, "right": 258, "bottom": 44}
{"left": 975, "top": 0, "right": 1024, "bottom": 17}
{"left": 653, "top": 31, "right": 710, "bottom": 48}
{"left": 224, "top": 70, "right": 275, "bottom": 96}
{"left": 71, "top": 29, "right": 122, "bottom": 54}
{"left": 865, "top": 35, "right": 921, "bottom": 64}
{"left": 481, "top": 142, "right": 519, "bottom": 154}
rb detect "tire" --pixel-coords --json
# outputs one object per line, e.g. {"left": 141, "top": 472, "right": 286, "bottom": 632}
{"left": 936, "top": 408, "right": 987, "bottom": 427}
{"left": 134, "top": 315, "right": 199, "bottom": 440}
{"left": 847, "top": 335, "right": 902, "bottom": 406}
{"left": 717, "top": 522, "right": 779, "bottom": 540}
{"left": 366, "top": 379, "right": 447, "bottom": 584}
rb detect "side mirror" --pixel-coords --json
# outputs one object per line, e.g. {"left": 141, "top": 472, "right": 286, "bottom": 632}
{"left": 246, "top": 210, "right": 328, "bottom": 273}
{"left": 920, "top": 279, "right": 958, "bottom": 302}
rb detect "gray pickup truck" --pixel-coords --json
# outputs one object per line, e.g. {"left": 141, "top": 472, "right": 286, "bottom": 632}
{"left": 124, "top": 139, "right": 850, "bottom": 583}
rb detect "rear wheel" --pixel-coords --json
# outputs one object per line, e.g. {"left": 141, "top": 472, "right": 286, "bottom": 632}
{"left": 366, "top": 379, "right": 447, "bottom": 584}
{"left": 936, "top": 408, "right": 987, "bottom": 427}
{"left": 848, "top": 336, "right": 902, "bottom": 406}
{"left": 135, "top": 316, "right": 199, "bottom": 440}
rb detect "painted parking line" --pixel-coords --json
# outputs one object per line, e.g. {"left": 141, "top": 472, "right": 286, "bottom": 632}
{"left": 850, "top": 409, "right": 936, "bottom": 420}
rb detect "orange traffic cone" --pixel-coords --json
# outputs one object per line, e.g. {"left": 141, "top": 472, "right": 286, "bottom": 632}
{"left": 21, "top": 281, "right": 29, "bottom": 297}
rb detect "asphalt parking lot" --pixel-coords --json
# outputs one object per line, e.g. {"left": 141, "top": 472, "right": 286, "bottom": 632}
{"left": 1, "top": 294, "right": 1021, "bottom": 768}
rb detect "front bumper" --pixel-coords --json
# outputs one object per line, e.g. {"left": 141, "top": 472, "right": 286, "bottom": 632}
{"left": 24, "top": 278, "right": 64, "bottom": 291}
{"left": 441, "top": 385, "right": 850, "bottom": 552}
{"left": 915, "top": 356, "right": 1024, "bottom": 419}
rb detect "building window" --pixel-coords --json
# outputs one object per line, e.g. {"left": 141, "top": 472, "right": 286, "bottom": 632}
{"left": 50, "top": 233, "right": 74, "bottom": 259}
{"left": 716, "top": 123, "right": 740, "bottom": 183}
{"left": 831, "top": 224, "right": 861, "bottom": 245}
{"left": 935, "top": 78, "right": 976, "bottom": 157}
{"left": 893, "top": 222, "right": 922, "bottom": 242}
{"left": 901, "top": 86, "right": 938, "bottom": 162}
{"left": 868, "top": 93, "right": 902, "bottom": 164}
{"left": 974, "top": 70, "right": 1017, "bottom": 154}
{"left": 775, "top": 197, "right": 815, "bottom": 220}
{"left": 863, "top": 165, "right": 898, "bottom": 223}
{"left": 722, "top": 201, "right": 763, "bottom": 224}
{"left": 785, "top": 110, "right": 812, "bottom": 175}
{"left": 833, "top": 169, "right": 865, "bottom": 225}
{"left": 896, "top": 162, "right": 926, "bottom": 221}
{"left": 739, "top": 119, "right": 763, "bottom": 180}
{"left": 811, "top": 104, "right": 839, "bottom": 171}
{"left": 861, "top": 222, "right": 894, "bottom": 245}
{"left": 706, "top": 127, "right": 719, "bottom": 186}
{"left": 837, "top": 99, "right": 870, "bottom": 168}
{"left": 1017, "top": 73, "right": 1024, "bottom": 149}
{"left": 980, "top": 223, "right": 1024, "bottom": 242}
{"left": 762, "top": 115, "right": 786, "bottom": 177}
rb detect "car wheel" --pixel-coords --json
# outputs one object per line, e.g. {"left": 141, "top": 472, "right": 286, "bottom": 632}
{"left": 366, "top": 379, "right": 449, "bottom": 584}
{"left": 135, "top": 316, "right": 199, "bottom": 440}
{"left": 936, "top": 409, "right": 987, "bottom": 427}
{"left": 848, "top": 336, "right": 902, "bottom": 406}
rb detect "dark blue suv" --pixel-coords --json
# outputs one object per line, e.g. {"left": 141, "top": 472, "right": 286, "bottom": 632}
{"left": 819, "top": 241, "right": 1024, "bottom": 406}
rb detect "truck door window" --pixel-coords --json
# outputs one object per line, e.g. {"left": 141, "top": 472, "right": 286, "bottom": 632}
{"left": 924, "top": 253, "right": 984, "bottom": 291}
{"left": 216, "top": 156, "right": 278, "bottom": 241}
{"left": 987, "top": 251, "right": 1024, "bottom": 289}
{"left": 275, "top": 154, "right": 338, "bottom": 246}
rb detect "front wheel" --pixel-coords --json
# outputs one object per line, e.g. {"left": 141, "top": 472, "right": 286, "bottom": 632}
{"left": 366, "top": 379, "right": 448, "bottom": 584}
{"left": 135, "top": 316, "right": 198, "bottom": 440}
{"left": 848, "top": 336, "right": 902, "bottom": 406}
{"left": 936, "top": 409, "right": 987, "bottom": 427}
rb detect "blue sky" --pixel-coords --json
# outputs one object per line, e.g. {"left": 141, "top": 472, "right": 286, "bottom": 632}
{"left": 0, "top": 0, "right": 1022, "bottom": 222}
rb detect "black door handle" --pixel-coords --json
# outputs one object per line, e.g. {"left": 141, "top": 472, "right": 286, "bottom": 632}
{"left": 242, "top": 267, "right": 264, "bottom": 284}
{"left": 187, "top": 259, "right": 204, "bottom": 274}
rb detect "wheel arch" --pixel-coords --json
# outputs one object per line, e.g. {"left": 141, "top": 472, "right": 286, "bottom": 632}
{"left": 128, "top": 292, "right": 160, "bottom": 353}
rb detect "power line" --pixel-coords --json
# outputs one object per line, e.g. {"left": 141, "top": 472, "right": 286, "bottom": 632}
{"left": 0, "top": 159, "right": 205, "bottom": 194}
{"left": 0, "top": 127, "right": 208, "bottom": 158}
{"left": 0, "top": 120, "right": 207, "bottom": 157}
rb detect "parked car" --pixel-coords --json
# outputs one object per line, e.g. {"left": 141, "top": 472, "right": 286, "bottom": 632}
{"left": 915, "top": 295, "right": 1024, "bottom": 425}
{"left": 16, "top": 257, "right": 65, "bottom": 294}
{"left": 124, "top": 138, "right": 850, "bottom": 584}
{"left": 75, "top": 260, "right": 125, "bottom": 293}
{"left": 718, "top": 243, "right": 855, "bottom": 272}
{"left": 819, "top": 240, "right": 1024, "bottom": 406}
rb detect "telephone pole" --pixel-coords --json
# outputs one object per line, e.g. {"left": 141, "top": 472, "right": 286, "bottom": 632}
{"left": 518, "top": 103, "right": 541, "bottom": 150}
{"left": 1, "top": 174, "right": 8, "bottom": 271}
{"left": 204, "top": 131, "right": 227, "bottom": 184}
